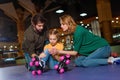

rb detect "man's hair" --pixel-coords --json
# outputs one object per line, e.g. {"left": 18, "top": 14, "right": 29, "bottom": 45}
{"left": 31, "top": 13, "right": 47, "bottom": 25}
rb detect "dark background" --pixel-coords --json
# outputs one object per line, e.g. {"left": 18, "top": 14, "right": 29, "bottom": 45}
{"left": 0, "top": 0, "right": 120, "bottom": 42}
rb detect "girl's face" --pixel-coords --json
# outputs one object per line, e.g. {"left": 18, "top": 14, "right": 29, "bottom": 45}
{"left": 49, "top": 34, "right": 58, "bottom": 46}
{"left": 60, "top": 21, "right": 69, "bottom": 31}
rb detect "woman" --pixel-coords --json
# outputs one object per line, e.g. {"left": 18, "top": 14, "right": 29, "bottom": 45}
{"left": 50, "top": 14, "right": 117, "bottom": 67}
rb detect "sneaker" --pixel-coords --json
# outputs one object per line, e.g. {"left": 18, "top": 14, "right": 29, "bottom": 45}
{"left": 114, "top": 59, "right": 120, "bottom": 64}
{"left": 108, "top": 57, "right": 114, "bottom": 64}
{"left": 108, "top": 57, "right": 120, "bottom": 64}
{"left": 113, "top": 57, "right": 120, "bottom": 61}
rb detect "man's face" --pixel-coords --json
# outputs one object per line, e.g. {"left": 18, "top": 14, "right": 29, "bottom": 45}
{"left": 35, "top": 22, "right": 44, "bottom": 32}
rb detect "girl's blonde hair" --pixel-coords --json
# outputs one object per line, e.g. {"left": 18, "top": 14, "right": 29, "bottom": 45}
{"left": 59, "top": 14, "right": 77, "bottom": 33}
{"left": 48, "top": 29, "right": 60, "bottom": 42}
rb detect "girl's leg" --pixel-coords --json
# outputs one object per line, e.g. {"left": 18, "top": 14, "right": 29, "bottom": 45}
{"left": 81, "top": 46, "right": 111, "bottom": 67}
{"left": 42, "top": 49, "right": 50, "bottom": 62}
{"left": 40, "top": 49, "right": 51, "bottom": 68}
{"left": 49, "top": 56, "right": 59, "bottom": 69}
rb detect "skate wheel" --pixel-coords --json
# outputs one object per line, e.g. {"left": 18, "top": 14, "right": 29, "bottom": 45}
{"left": 32, "top": 57, "right": 36, "bottom": 61}
{"left": 35, "top": 61, "right": 39, "bottom": 66}
{"left": 59, "top": 68, "right": 64, "bottom": 74}
{"left": 54, "top": 65, "right": 58, "bottom": 69}
{"left": 32, "top": 71, "right": 36, "bottom": 75}
{"left": 30, "top": 62, "right": 34, "bottom": 66}
{"left": 66, "top": 54, "right": 70, "bottom": 58}
{"left": 60, "top": 56, "right": 65, "bottom": 61}
{"left": 66, "top": 60, "right": 70, "bottom": 64}
{"left": 37, "top": 70, "right": 42, "bottom": 75}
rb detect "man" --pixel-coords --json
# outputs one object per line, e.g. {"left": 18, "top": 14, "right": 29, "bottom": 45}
{"left": 22, "top": 14, "right": 48, "bottom": 71}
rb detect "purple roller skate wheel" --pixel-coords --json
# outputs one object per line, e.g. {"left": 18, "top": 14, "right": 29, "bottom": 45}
{"left": 54, "top": 65, "right": 58, "bottom": 69}
{"left": 32, "top": 71, "right": 36, "bottom": 75}
{"left": 66, "top": 54, "right": 70, "bottom": 58}
{"left": 59, "top": 68, "right": 64, "bottom": 74}
{"left": 30, "top": 62, "right": 34, "bottom": 66}
{"left": 66, "top": 60, "right": 70, "bottom": 64}
{"left": 60, "top": 56, "right": 65, "bottom": 61}
{"left": 37, "top": 70, "right": 42, "bottom": 75}
{"left": 32, "top": 57, "right": 36, "bottom": 61}
{"left": 35, "top": 61, "right": 39, "bottom": 66}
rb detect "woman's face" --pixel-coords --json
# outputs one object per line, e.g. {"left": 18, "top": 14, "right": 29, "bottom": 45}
{"left": 60, "top": 21, "right": 68, "bottom": 31}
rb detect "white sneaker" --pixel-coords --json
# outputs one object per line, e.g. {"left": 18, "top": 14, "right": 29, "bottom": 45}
{"left": 108, "top": 57, "right": 120, "bottom": 64}
{"left": 108, "top": 57, "right": 114, "bottom": 64}
{"left": 113, "top": 57, "right": 120, "bottom": 61}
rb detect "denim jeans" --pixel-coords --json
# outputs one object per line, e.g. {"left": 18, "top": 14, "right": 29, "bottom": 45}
{"left": 42, "top": 49, "right": 59, "bottom": 69}
{"left": 74, "top": 45, "right": 111, "bottom": 67}
{"left": 24, "top": 49, "right": 59, "bottom": 70}
{"left": 24, "top": 52, "right": 35, "bottom": 70}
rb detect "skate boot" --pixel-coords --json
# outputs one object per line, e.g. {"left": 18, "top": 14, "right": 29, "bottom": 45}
{"left": 29, "top": 56, "right": 45, "bottom": 75}
{"left": 54, "top": 54, "right": 71, "bottom": 74}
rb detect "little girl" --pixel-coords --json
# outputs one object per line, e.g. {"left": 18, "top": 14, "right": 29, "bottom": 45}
{"left": 39, "top": 29, "right": 64, "bottom": 69}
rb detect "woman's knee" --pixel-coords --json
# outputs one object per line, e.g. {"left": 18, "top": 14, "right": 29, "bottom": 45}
{"left": 81, "top": 60, "right": 90, "bottom": 67}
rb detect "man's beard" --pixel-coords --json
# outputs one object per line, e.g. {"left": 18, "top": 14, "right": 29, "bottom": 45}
{"left": 34, "top": 27, "right": 42, "bottom": 33}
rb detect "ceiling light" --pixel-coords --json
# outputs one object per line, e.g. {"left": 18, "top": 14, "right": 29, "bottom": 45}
{"left": 56, "top": 9, "right": 64, "bottom": 13}
{"left": 116, "top": 17, "right": 119, "bottom": 20}
{"left": 112, "top": 20, "right": 114, "bottom": 23}
{"left": 96, "top": 17, "right": 99, "bottom": 19}
{"left": 80, "top": 21, "right": 83, "bottom": 24}
{"left": 80, "top": 13, "right": 87, "bottom": 17}
{"left": 116, "top": 21, "right": 119, "bottom": 23}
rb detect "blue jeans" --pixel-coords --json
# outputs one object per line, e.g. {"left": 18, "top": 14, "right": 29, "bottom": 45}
{"left": 24, "top": 49, "right": 59, "bottom": 70}
{"left": 42, "top": 49, "right": 59, "bottom": 69}
{"left": 24, "top": 53, "right": 35, "bottom": 70}
{"left": 74, "top": 46, "right": 111, "bottom": 67}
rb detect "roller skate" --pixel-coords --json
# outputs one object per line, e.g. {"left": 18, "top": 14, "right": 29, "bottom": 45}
{"left": 54, "top": 54, "right": 71, "bottom": 74}
{"left": 29, "top": 56, "right": 45, "bottom": 75}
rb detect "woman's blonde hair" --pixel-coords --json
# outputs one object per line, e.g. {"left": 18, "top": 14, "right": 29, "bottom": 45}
{"left": 59, "top": 14, "right": 77, "bottom": 33}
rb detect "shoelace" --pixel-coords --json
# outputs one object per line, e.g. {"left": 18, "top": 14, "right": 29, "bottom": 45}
{"left": 39, "top": 59, "right": 45, "bottom": 68}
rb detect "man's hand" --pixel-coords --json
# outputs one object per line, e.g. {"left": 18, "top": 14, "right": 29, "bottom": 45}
{"left": 38, "top": 52, "right": 46, "bottom": 58}
{"left": 31, "top": 53, "right": 37, "bottom": 58}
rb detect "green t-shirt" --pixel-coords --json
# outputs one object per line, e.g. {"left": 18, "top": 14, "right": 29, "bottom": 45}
{"left": 73, "top": 25, "right": 109, "bottom": 56}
